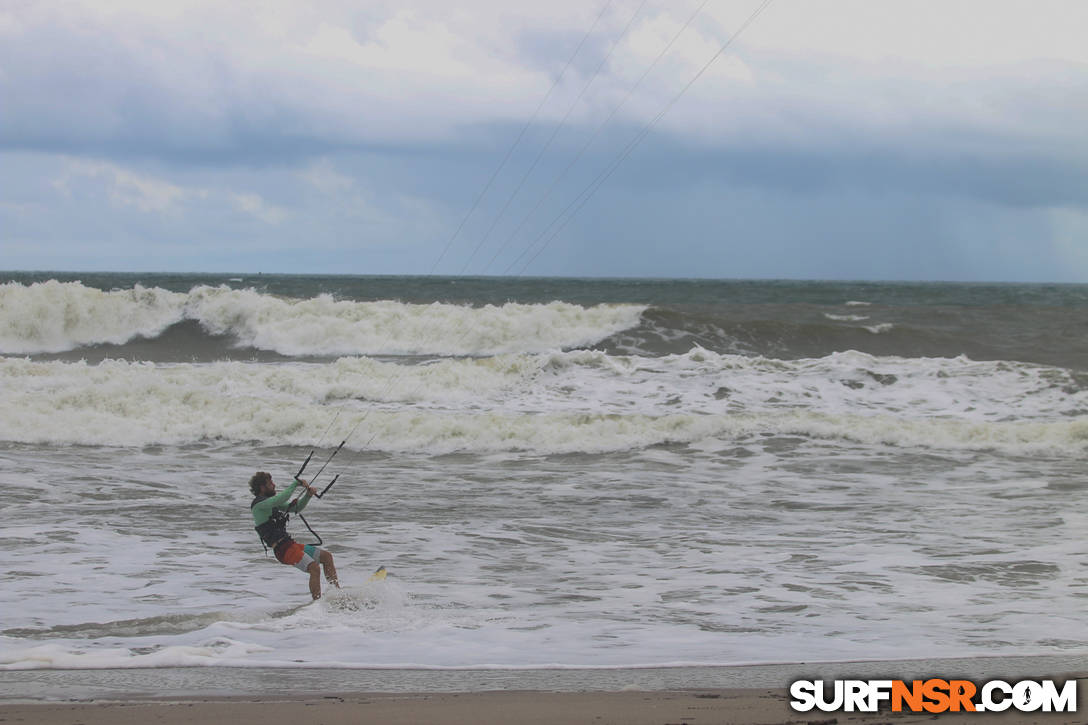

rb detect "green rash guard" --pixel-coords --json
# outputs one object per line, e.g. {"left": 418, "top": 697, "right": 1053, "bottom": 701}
{"left": 251, "top": 480, "right": 314, "bottom": 527}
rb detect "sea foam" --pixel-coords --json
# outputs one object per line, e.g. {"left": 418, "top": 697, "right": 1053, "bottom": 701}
{"left": 0, "top": 280, "right": 645, "bottom": 356}
{"left": 0, "top": 280, "right": 186, "bottom": 354}
{"left": 1, "top": 351, "right": 1084, "bottom": 455}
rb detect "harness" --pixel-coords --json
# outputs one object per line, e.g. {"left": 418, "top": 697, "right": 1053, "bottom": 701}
{"left": 251, "top": 492, "right": 325, "bottom": 555}
{"left": 251, "top": 495, "right": 292, "bottom": 552}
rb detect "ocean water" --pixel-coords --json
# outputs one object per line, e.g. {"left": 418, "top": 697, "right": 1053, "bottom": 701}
{"left": 0, "top": 273, "right": 1086, "bottom": 672}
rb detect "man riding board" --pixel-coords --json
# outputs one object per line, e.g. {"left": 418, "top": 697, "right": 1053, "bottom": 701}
{"left": 249, "top": 471, "right": 340, "bottom": 599}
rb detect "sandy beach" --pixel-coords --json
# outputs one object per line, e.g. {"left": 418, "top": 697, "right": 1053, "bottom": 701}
{"left": 4, "top": 685, "right": 1087, "bottom": 725}
{"left": 3, "top": 663, "right": 1084, "bottom": 725}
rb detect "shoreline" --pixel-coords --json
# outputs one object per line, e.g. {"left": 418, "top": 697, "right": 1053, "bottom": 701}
{"left": 5, "top": 656, "right": 1085, "bottom": 724}
{"left": 5, "top": 653, "right": 1087, "bottom": 702}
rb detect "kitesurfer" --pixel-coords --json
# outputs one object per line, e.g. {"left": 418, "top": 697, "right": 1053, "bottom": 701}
{"left": 249, "top": 471, "right": 340, "bottom": 599}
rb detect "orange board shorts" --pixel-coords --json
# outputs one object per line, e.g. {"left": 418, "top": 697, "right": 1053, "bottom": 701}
{"left": 273, "top": 540, "right": 324, "bottom": 573}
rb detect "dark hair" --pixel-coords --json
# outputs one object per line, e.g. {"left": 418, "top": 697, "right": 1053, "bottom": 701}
{"left": 249, "top": 471, "right": 272, "bottom": 496}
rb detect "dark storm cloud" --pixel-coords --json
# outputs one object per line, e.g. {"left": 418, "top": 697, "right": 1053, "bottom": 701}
{"left": 618, "top": 131, "right": 1088, "bottom": 210}
{"left": 1, "top": 1, "right": 1087, "bottom": 280}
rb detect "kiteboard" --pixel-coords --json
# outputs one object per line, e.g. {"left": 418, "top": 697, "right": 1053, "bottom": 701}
{"left": 322, "top": 566, "right": 389, "bottom": 612}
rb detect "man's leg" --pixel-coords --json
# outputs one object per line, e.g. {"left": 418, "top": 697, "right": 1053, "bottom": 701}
{"left": 319, "top": 549, "right": 340, "bottom": 588}
{"left": 307, "top": 561, "right": 322, "bottom": 600}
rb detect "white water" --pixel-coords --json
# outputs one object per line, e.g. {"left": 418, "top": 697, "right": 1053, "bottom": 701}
{"left": 0, "top": 281, "right": 186, "bottom": 354}
{"left": 0, "top": 436, "right": 1083, "bottom": 670}
{"left": 1, "top": 350, "right": 1085, "bottom": 455}
{"left": 0, "top": 280, "right": 645, "bottom": 356}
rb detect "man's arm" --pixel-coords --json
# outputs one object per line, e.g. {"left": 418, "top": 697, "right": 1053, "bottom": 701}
{"left": 266, "top": 480, "right": 300, "bottom": 507}
{"left": 288, "top": 480, "right": 317, "bottom": 513}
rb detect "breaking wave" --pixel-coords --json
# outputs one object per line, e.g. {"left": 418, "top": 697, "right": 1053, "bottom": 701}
{"left": 0, "top": 280, "right": 646, "bottom": 357}
{"left": 1, "top": 350, "right": 1084, "bottom": 456}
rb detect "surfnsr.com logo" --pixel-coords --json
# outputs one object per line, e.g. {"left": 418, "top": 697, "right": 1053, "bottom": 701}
{"left": 789, "top": 678, "right": 1078, "bottom": 714}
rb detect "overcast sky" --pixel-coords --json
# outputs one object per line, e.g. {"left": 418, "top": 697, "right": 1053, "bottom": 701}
{"left": 2, "top": 0, "right": 1086, "bottom": 281}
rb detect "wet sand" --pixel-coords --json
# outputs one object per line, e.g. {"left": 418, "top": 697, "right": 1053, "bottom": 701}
{"left": 4, "top": 686, "right": 1086, "bottom": 725}
{"left": 3, "top": 659, "right": 1084, "bottom": 724}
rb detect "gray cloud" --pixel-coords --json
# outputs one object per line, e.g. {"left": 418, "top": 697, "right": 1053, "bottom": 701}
{"left": 1, "top": 1, "right": 1087, "bottom": 281}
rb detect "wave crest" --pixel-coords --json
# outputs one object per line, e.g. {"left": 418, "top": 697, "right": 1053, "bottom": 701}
{"left": 0, "top": 281, "right": 645, "bottom": 357}
{"left": 0, "top": 280, "right": 187, "bottom": 354}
